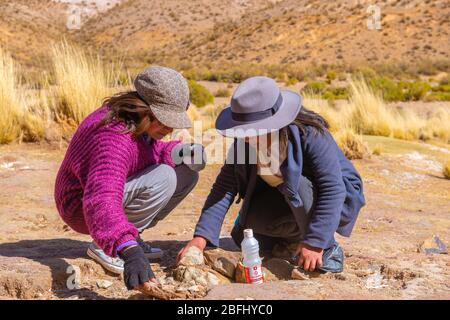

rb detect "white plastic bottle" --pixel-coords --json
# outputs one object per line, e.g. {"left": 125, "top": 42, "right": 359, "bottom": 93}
{"left": 241, "top": 229, "right": 264, "bottom": 284}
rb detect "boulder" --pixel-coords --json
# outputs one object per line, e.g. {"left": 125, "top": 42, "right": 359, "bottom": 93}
{"left": 178, "top": 246, "right": 204, "bottom": 266}
{"left": 204, "top": 248, "right": 241, "bottom": 279}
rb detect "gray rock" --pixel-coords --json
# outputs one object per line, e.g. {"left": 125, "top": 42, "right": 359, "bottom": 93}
{"left": 179, "top": 246, "right": 204, "bottom": 266}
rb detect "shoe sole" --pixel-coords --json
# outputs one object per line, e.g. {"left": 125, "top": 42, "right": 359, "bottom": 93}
{"left": 87, "top": 248, "right": 124, "bottom": 275}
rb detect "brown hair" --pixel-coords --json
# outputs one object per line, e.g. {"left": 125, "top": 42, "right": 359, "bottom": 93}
{"left": 98, "top": 91, "right": 156, "bottom": 136}
{"left": 279, "top": 106, "right": 330, "bottom": 148}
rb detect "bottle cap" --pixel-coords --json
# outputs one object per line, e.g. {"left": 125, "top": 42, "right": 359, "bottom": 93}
{"left": 243, "top": 229, "right": 253, "bottom": 238}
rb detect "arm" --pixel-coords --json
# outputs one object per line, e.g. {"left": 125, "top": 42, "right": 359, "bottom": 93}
{"left": 82, "top": 134, "right": 139, "bottom": 257}
{"left": 302, "top": 129, "right": 347, "bottom": 250}
{"left": 150, "top": 139, "right": 181, "bottom": 167}
{"left": 193, "top": 161, "right": 238, "bottom": 247}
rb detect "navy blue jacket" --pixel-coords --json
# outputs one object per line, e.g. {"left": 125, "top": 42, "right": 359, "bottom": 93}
{"left": 194, "top": 124, "right": 365, "bottom": 249}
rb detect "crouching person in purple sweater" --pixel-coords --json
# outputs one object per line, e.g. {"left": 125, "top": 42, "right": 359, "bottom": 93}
{"left": 54, "top": 66, "right": 206, "bottom": 290}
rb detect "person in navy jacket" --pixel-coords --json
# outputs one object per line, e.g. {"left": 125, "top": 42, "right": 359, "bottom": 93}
{"left": 178, "top": 76, "right": 365, "bottom": 273}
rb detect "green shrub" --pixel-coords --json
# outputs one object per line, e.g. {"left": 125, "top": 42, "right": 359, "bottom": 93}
{"left": 188, "top": 80, "right": 214, "bottom": 107}
{"left": 369, "top": 77, "right": 404, "bottom": 101}
{"left": 285, "top": 77, "right": 299, "bottom": 86}
{"left": 326, "top": 69, "right": 337, "bottom": 82}
{"left": 400, "top": 81, "right": 431, "bottom": 101}
{"left": 432, "top": 83, "right": 450, "bottom": 93}
{"left": 214, "top": 88, "right": 231, "bottom": 97}
{"left": 425, "top": 92, "right": 450, "bottom": 101}
{"left": 323, "top": 86, "right": 349, "bottom": 100}
{"left": 303, "top": 80, "right": 327, "bottom": 94}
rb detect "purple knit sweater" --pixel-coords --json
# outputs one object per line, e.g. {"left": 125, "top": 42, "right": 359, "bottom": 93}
{"left": 54, "top": 106, "right": 180, "bottom": 257}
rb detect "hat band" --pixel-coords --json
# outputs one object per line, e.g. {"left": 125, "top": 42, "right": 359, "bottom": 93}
{"left": 231, "top": 93, "right": 283, "bottom": 122}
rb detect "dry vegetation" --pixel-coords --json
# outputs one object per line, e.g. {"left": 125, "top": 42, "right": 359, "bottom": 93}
{"left": 1, "top": 42, "right": 449, "bottom": 162}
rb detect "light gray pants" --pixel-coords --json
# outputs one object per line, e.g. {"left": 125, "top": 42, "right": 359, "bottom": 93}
{"left": 122, "top": 164, "right": 199, "bottom": 232}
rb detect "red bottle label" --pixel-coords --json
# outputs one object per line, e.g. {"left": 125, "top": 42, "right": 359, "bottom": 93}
{"left": 243, "top": 264, "right": 264, "bottom": 284}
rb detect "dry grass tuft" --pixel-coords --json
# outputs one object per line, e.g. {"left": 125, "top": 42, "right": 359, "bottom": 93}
{"left": 443, "top": 161, "right": 450, "bottom": 180}
{"left": 51, "top": 41, "right": 116, "bottom": 124}
{"left": 334, "top": 128, "right": 370, "bottom": 160}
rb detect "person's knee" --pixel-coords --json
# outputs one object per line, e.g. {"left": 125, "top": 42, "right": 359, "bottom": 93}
{"left": 175, "top": 164, "right": 199, "bottom": 194}
{"left": 155, "top": 164, "right": 177, "bottom": 197}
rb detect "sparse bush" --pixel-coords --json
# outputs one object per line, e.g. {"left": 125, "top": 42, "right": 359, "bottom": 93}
{"left": 303, "top": 80, "right": 327, "bottom": 94}
{"left": 214, "top": 88, "right": 231, "bottom": 97}
{"left": 322, "top": 86, "right": 349, "bottom": 100}
{"left": 372, "top": 143, "right": 383, "bottom": 156}
{"left": 285, "top": 77, "right": 299, "bottom": 86}
{"left": 346, "top": 78, "right": 395, "bottom": 137}
{"left": 368, "top": 77, "right": 404, "bottom": 102}
{"left": 326, "top": 69, "right": 337, "bottom": 82}
{"left": 188, "top": 80, "right": 214, "bottom": 107}
{"left": 334, "top": 128, "right": 370, "bottom": 160}
{"left": 400, "top": 81, "right": 431, "bottom": 101}
{"left": 443, "top": 161, "right": 450, "bottom": 179}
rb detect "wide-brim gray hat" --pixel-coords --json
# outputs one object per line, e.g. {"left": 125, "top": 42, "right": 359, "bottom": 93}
{"left": 215, "top": 76, "right": 302, "bottom": 138}
{"left": 134, "top": 66, "right": 192, "bottom": 129}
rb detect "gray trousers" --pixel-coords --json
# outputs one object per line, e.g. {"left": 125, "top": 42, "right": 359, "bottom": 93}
{"left": 232, "top": 175, "right": 316, "bottom": 249}
{"left": 122, "top": 164, "right": 199, "bottom": 232}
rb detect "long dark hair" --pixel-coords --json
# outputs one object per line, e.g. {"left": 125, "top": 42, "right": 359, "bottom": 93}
{"left": 97, "top": 91, "right": 156, "bottom": 136}
{"left": 292, "top": 106, "right": 330, "bottom": 135}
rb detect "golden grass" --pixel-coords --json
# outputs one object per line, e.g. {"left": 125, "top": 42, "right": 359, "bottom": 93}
{"left": 0, "top": 47, "right": 25, "bottom": 143}
{"left": 443, "top": 161, "right": 450, "bottom": 179}
{"left": 372, "top": 143, "right": 384, "bottom": 156}
{"left": 51, "top": 41, "right": 116, "bottom": 124}
{"left": 0, "top": 48, "right": 46, "bottom": 143}
{"left": 304, "top": 78, "right": 450, "bottom": 145}
{"left": 333, "top": 128, "right": 370, "bottom": 160}
{"left": 1, "top": 49, "right": 449, "bottom": 149}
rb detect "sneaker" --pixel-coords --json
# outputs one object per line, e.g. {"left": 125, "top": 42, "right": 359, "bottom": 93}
{"left": 87, "top": 242, "right": 124, "bottom": 274}
{"left": 137, "top": 237, "right": 164, "bottom": 260}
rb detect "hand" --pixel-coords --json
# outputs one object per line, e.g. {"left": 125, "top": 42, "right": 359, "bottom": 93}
{"left": 295, "top": 243, "right": 324, "bottom": 272}
{"left": 176, "top": 236, "right": 207, "bottom": 264}
{"left": 119, "top": 245, "right": 156, "bottom": 290}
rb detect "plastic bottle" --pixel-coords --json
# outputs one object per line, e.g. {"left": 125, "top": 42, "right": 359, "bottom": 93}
{"left": 241, "top": 229, "right": 264, "bottom": 284}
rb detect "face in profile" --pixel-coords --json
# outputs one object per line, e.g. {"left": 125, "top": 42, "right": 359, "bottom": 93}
{"left": 147, "top": 119, "right": 174, "bottom": 140}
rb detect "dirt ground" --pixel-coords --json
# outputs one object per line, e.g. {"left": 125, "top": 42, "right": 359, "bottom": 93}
{"left": 0, "top": 137, "right": 449, "bottom": 300}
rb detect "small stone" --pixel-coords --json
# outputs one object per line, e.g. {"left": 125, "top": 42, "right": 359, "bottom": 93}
{"left": 176, "top": 287, "right": 188, "bottom": 293}
{"left": 188, "top": 279, "right": 197, "bottom": 287}
{"left": 206, "top": 272, "right": 220, "bottom": 289}
{"left": 164, "top": 276, "right": 175, "bottom": 285}
{"left": 178, "top": 246, "right": 204, "bottom": 266}
{"left": 334, "top": 273, "right": 347, "bottom": 281}
{"left": 187, "top": 285, "right": 201, "bottom": 292}
{"left": 420, "top": 235, "right": 448, "bottom": 254}
{"left": 96, "top": 279, "right": 113, "bottom": 289}
{"left": 291, "top": 268, "right": 309, "bottom": 280}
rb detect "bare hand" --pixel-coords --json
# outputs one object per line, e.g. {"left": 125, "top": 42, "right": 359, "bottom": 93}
{"left": 176, "top": 236, "right": 207, "bottom": 264}
{"left": 138, "top": 278, "right": 159, "bottom": 291}
{"left": 295, "top": 243, "right": 324, "bottom": 272}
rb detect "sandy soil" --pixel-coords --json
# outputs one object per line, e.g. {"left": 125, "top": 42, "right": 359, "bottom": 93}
{"left": 0, "top": 138, "right": 449, "bottom": 300}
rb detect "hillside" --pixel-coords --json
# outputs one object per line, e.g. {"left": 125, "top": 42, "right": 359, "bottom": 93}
{"left": 0, "top": 0, "right": 449, "bottom": 76}
{"left": 0, "top": 0, "right": 67, "bottom": 71}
